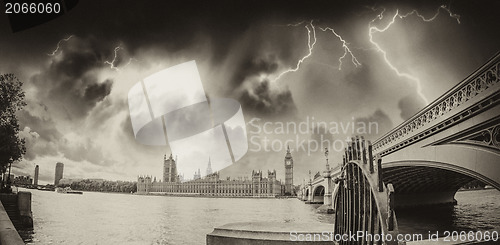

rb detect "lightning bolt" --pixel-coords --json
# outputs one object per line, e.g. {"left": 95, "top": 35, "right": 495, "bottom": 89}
{"left": 104, "top": 46, "right": 123, "bottom": 71}
{"left": 286, "top": 21, "right": 306, "bottom": 27}
{"left": 48, "top": 35, "right": 74, "bottom": 56}
{"left": 273, "top": 20, "right": 317, "bottom": 82}
{"left": 273, "top": 20, "right": 362, "bottom": 82}
{"left": 400, "top": 5, "right": 460, "bottom": 23}
{"left": 368, "top": 5, "right": 460, "bottom": 105}
{"left": 319, "top": 27, "right": 361, "bottom": 70}
{"left": 104, "top": 46, "right": 137, "bottom": 71}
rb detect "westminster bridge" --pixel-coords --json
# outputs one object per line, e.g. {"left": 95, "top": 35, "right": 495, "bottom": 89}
{"left": 295, "top": 53, "right": 499, "bottom": 244}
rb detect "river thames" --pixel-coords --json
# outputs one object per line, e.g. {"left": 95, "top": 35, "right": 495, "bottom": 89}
{"left": 21, "top": 188, "right": 500, "bottom": 244}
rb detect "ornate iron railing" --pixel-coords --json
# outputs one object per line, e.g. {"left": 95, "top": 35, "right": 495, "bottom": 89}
{"left": 373, "top": 53, "right": 500, "bottom": 155}
{"left": 333, "top": 137, "right": 400, "bottom": 245}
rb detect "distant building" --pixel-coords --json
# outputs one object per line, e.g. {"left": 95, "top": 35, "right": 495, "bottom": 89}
{"left": 138, "top": 170, "right": 282, "bottom": 197}
{"left": 193, "top": 168, "right": 201, "bottom": 180}
{"left": 13, "top": 175, "right": 32, "bottom": 186}
{"left": 54, "top": 162, "right": 64, "bottom": 186}
{"left": 163, "top": 154, "right": 177, "bottom": 183}
{"left": 137, "top": 153, "right": 284, "bottom": 197}
{"left": 34, "top": 165, "right": 39, "bottom": 186}
{"left": 284, "top": 145, "right": 294, "bottom": 195}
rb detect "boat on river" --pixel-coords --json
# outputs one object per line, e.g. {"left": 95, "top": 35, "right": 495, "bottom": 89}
{"left": 38, "top": 186, "right": 55, "bottom": 191}
{"left": 56, "top": 187, "right": 83, "bottom": 194}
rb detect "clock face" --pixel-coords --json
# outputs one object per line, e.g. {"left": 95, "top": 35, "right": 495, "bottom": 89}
{"left": 286, "top": 160, "right": 291, "bottom": 165}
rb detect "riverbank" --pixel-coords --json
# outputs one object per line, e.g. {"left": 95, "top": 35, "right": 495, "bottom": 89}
{"left": 0, "top": 191, "right": 33, "bottom": 244}
{"left": 0, "top": 200, "right": 24, "bottom": 244}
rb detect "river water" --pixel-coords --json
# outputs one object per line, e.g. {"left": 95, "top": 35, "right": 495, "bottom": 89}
{"left": 21, "top": 188, "right": 500, "bottom": 244}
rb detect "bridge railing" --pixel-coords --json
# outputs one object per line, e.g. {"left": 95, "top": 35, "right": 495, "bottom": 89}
{"left": 373, "top": 53, "right": 500, "bottom": 156}
{"left": 333, "top": 137, "right": 400, "bottom": 245}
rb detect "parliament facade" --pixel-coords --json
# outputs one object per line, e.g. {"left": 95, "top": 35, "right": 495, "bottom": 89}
{"left": 137, "top": 151, "right": 293, "bottom": 197}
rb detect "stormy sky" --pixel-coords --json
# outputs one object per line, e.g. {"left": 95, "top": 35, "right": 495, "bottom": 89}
{"left": 1, "top": 0, "right": 499, "bottom": 184}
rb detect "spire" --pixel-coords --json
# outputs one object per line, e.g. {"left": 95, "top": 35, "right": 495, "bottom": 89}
{"left": 206, "top": 157, "right": 213, "bottom": 175}
{"left": 164, "top": 154, "right": 166, "bottom": 160}
{"left": 285, "top": 145, "right": 293, "bottom": 159}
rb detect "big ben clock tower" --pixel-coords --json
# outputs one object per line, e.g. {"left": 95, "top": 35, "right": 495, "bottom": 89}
{"left": 284, "top": 145, "right": 293, "bottom": 195}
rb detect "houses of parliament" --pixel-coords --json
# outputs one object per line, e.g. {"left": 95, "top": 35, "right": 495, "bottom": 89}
{"left": 137, "top": 147, "right": 295, "bottom": 197}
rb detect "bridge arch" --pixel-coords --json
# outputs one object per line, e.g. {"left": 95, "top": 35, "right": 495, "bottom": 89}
{"left": 381, "top": 142, "right": 500, "bottom": 190}
{"left": 383, "top": 160, "right": 499, "bottom": 208}
{"left": 312, "top": 185, "right": 325, "bottom": 204}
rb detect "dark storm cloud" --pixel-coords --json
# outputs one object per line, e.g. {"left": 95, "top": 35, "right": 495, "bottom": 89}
{"left": 217, "top": 53, "right": 298, "bottom": 118}
{"left": 17, "top": 36, "right": 121, "bottom": 165}
{"left": 230, "top": 56, "right": 279, "bottom": 88}
{"left": 30, "top": 36, "right": 114, "bottom": 120}
{"left": 2, "top": 0, "right": 498, "bottom": 72}
{"left": 239, "top": 80, "right": 297, "bottom": 117}
{"left": 45, "top": 1, "right": 367, "bottom": 56}
{"left": 83, "top": 79, "right": 113, "bottom": 105}
{"left": 0, "top": 0, "right": 383, "bottom": 71}
{"left": 398, "top": 94, "right": 426, "bottom": 120}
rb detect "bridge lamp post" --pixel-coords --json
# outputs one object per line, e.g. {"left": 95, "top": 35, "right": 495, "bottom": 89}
{"left": 302, "top": 178, "right": 306, "bottom": 201}
{"left": 307, "top": 170, "right": 313, "bottom": 203}
{"left": 322, "top": 147, "right": 333, "bottom": 209}
{"left": 325, "top": 147, "right": 329, "bottom": 170}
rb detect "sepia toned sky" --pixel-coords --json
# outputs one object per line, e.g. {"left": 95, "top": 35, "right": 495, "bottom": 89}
{"left": 1, "top": 0, "right": 499, "bottom": 184}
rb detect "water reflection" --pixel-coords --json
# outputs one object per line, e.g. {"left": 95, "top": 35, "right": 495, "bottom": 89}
{"left": 398, "top": 189, "right": 500, "bottom": 237}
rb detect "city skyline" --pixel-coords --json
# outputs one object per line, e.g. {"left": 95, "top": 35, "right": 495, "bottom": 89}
{"left": 136, "top": 145, "right": 291, "bottom": 196}
{"left": 2, "top": 0, "right": 499, "bottom": 183}
{"left": 142, "top": 149, "right": 296, "bottom": 183}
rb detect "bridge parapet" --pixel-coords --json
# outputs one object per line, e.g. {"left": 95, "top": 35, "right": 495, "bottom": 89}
{"left": 374, "top": 53, "right": 499, "bottom": 156}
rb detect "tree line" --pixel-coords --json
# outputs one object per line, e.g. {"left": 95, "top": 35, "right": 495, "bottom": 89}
{"left": 461, "top": 180, "right": 487, "bottom": 190}
{"left": 59, "top": 179, "right": 137, "bottom": 193}
{"left": 0, "top": 74, "right": 26, "bottom": 192}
